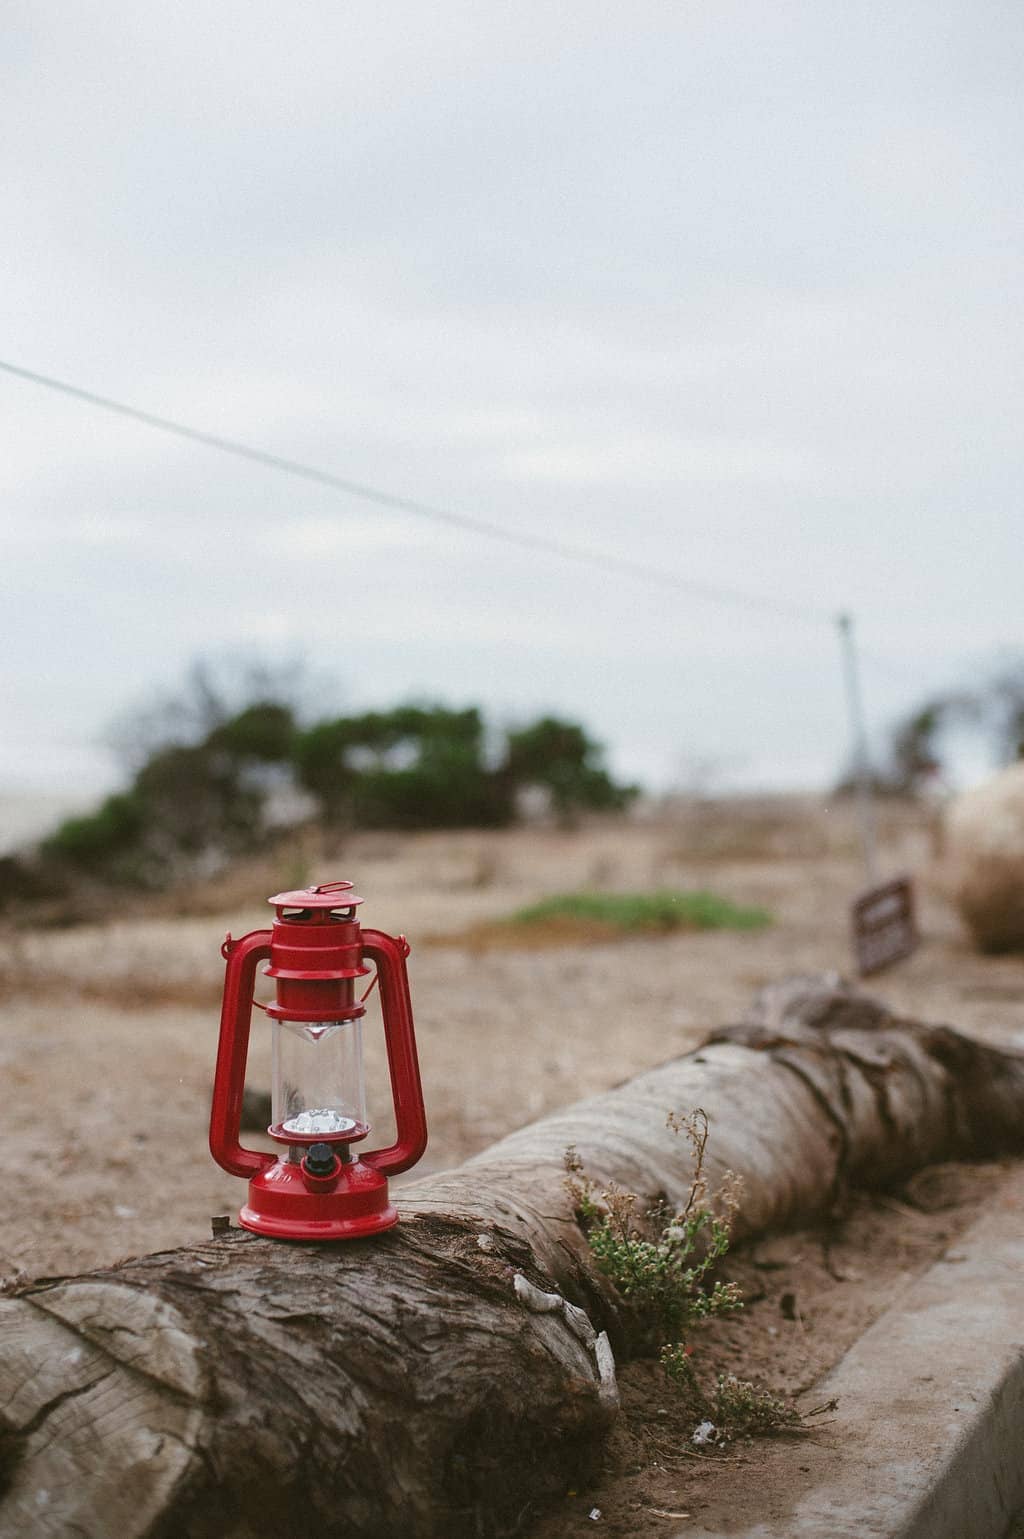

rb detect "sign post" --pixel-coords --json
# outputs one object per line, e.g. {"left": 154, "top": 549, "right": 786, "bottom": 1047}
{"left": 836, "top": 611, "right": 878, "bottom": 888}
{"left": 851, "top": 876, "right": 918, "bottom": 976}
{"left": 836, "top": 612, "right": 919, "bottom": 975}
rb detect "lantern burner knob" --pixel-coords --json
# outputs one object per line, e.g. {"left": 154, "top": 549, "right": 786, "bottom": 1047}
{"left": 304, "top": 1143, "right": 339, "bottom": 1178}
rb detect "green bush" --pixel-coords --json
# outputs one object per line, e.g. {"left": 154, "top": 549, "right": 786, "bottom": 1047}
{"left": 293, "top": 704, "right": 635, "bottom": 831}
{"left": 565, "top": 1110, "right": 742, "bottom": 1345}
{"left": 41, "top": 682, "right": 640, "bottom": 891}
{"left": 133, "top": 744, "right": 264, "bottom": 855}
{"left": 567, "top": 1112, "right": 809, "bottom": 1445}
{"left": 204, "top": 701, "right": 296, "bottom": 762}
{"left": 502, "top": 716, "right": 636, "bottom": 818}
{"left": 43, "top": 792, "right": 146, "bottom": 868}
{"left": 661, "top": 1348, "right": 801, "bottom": 1438}
{"left": 291, "top": 718, "right": 359, "bottom": 822}
{"left": 293, "top": 705, "right": 508, "bottom": 828}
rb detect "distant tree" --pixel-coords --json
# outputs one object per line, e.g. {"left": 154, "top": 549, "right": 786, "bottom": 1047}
{"left": 500, "top": 716, "right": 637, "bottom": 821}
{"left": 294, "top": 706, "right": 509, "bottom": 829}
{"left": 987, "top": 658, "right": 1024, "bottom": 763}
{"left": 44, "top": 662, "right": 305, "bottom": 886}
{"left": 42, "top": 792, "right": 147, "bottom": 876}
{"left": 864, "top": 663, "right": 1024, "bottom": 801}
{"left": 290, "top": 718, "right": 361, "bottom": 824}
{"left": 885, "top": 699, "right": 950, "bottom": 795}
{"left": 294, "top": 707, "right": 636, "bottom": 829}
{"left": 44, "top": 739, "right": 275, "bottom": 887}
{"left": 105, "top": 656, "right": 317, "bottom": 772}
{"left": 133, "top": 744, "right": 265, "bottom": 857}
{"left": 41, "top": 666, "right": 640, "bottom": 892}
{"left": 205, "top": 701, "right": 297, "bottom": 764}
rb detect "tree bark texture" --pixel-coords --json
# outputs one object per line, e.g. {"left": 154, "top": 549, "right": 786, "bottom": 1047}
{"left": 3, "top": 976, "right": 1024, "bottom": 1539}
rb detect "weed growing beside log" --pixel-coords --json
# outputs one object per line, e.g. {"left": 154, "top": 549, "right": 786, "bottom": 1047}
{"left": 564, "top": 1109, "right": 741, "bottom": 1341}
{"left": 565, "top": 1109, "right": 803, "bottom": 1442}
{"left": 660, "top": 1348, "right": 802, "bottom": 1438}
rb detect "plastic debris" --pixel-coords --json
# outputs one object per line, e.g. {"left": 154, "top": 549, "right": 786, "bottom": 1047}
{"left": 588, "top": 1509, "right": 602, "bottom": 1522}
{"left": 692, "top": 1419, "right": 719, "bottom": 1446}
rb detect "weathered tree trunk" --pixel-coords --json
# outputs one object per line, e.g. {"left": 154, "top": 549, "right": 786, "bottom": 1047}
{"left": 4, "top": 977, "right": 1024, "bottom": 1539}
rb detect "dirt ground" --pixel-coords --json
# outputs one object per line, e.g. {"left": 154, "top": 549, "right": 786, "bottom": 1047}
{"left": 528, "top": 1158, "right": 1014, "bottom": 1538}
{"left": 2, "top": 795, "right": 1022, "bottom": 1533}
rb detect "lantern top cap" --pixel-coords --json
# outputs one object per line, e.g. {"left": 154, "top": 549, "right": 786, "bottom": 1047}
{"left": 268, "top": 880, "right": 364, "bottom": 910}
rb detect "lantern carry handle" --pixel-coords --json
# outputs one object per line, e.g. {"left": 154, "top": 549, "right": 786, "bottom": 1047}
{"left": 209, "top": 929, "right": 276, "bottom": 1179}
{"left": 359, "top": 929, "right": 428, "bottom": 1176}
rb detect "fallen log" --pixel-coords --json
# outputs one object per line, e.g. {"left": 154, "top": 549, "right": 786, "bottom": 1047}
{"left": 3, "top": 976, "right": 1024, "bottom": 1539}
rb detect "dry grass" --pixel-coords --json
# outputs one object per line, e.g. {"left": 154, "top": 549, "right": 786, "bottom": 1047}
{"left": 650, "top": 793, "right": 921, "bottom": 868}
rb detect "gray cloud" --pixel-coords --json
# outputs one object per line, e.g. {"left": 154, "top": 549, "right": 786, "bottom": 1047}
{"left": 2, "top": 0, "right": 1022, "bottom": 800}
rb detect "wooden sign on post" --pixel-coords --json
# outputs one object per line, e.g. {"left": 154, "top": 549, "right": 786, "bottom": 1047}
{"left": 851, "top": 876, "right": 919, "bottom": 976}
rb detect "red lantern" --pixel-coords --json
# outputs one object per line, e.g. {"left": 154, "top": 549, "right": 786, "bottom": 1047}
{"left": 210, "top": 880, "right": 427, "bottom": 1240}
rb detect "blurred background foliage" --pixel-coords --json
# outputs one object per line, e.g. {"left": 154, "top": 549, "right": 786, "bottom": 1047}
{"left": 8, "top": 650, "right": 1024, "bottom": 913}
{"left": 835, "top": 652, "right": 1024, "bottom": 799}
{"left": 35, "top": 661, "right": 636, "bottom": 893}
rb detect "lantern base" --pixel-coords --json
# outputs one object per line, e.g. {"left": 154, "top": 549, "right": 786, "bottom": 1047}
{"left": 238, "top": 1155, "right": 398, "bottom": 1242}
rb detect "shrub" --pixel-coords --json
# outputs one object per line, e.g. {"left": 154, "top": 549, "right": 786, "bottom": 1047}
{"left": 43, "top": 743, "right": 267, "bottom": 887}
{"left": 564, "top": 1109, "right": 742, "bottom": 1344}
{"left": 660, "top": 1346, "right": 801, "bottom": 1437}
{"left": 955, "top": 857, "right": 1024, "bottom": 954}
{"left": 290, "top": 718, "right": 359, "bottom": 823}
{"left": 40, "top": 676, "right": 642, "bottom": 895}
{"left": 133, "top": 744, "right": 264, "bottom": 855}
{"left": 564, "top": 1112, "right": 814, "bottom": 1444}
{"left": 0, "top": 854, "right": 68, "bottom": 911}
{"left": 293, "top": 705, "right": 637, "bottom": 831}
{"left": 501, "top": 716, "right": 637, "bottom": 820}
{"left": 293, "top": 705, "right": 511, "bottom": 829}
{"left": 204, "top": 701, "right": 296, "bottom": 762}
{"left": 43, "top": 792, "right": 146, "bottom": 869}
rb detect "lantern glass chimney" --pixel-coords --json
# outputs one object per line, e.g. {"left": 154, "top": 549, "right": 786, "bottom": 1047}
{"left": 271, "top": 1016, "right": 368, "bottom": 1138}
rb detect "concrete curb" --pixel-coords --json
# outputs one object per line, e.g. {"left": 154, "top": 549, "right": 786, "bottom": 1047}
{"left": 688, "top": 1167, "right": 1024, "bottom": 1539}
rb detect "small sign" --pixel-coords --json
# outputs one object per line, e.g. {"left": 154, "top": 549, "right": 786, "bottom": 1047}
{"left": 851, "top": 876, "right": 918, "bottom": 976}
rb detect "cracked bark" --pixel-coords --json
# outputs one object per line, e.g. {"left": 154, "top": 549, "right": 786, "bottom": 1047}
{"left": 3, "top": 975, "right": 1024, "bottom": 1539}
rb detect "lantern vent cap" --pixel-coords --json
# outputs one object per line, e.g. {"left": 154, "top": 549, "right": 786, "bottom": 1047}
{"left": 268, "top": 880, "right": 364, "bottom": 911}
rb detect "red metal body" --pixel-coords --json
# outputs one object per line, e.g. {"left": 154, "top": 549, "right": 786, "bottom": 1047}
{"left": 209, "top": 881, "right": 427, "bottom": 1241}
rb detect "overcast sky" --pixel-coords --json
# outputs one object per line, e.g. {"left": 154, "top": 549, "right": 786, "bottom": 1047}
{"left": 3, "top": 1, "right": 1022, "bottom": 814}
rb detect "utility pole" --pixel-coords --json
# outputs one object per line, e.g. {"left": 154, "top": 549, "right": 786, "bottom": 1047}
{"left": 836, "top": 611, "right": 879, "bottom": 888}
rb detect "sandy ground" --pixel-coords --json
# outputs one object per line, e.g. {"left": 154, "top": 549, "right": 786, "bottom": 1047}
{"left": 1, "top": 796, "right": 1022, "bottom": 1531}
{"left": 3, "top": 795, "right": 1021, "bottom": 1281}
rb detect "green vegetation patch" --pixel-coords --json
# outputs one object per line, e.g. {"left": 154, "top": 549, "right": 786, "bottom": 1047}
{"left": 508, "top": 888, "right": 772, "bottom": 935}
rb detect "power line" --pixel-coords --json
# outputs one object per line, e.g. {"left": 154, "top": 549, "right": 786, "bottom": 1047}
{"left": 0, "top": 357, "right": 833, "bottom": 626}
